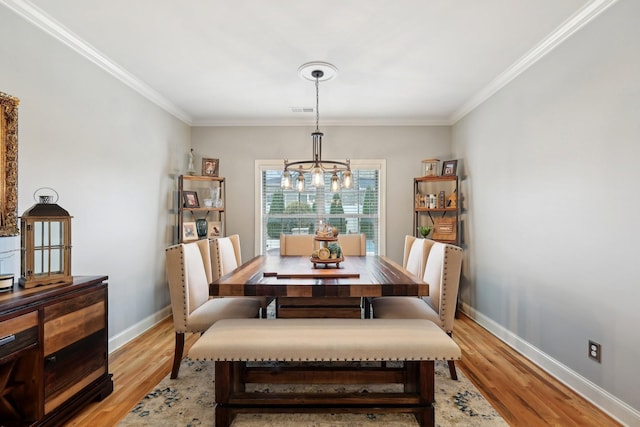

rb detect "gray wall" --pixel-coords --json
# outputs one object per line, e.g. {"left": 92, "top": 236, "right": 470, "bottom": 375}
{"left": 3, "top": 0, "right": 639, "bottom": 422}
{"left": 452, "top": 0, "right": 639, "bottom": 420}
{"left": 0, "top": 6, "right": 191, "bottom": 349}
{"left": 190, "top": 125, "right": 451, "bottom": 263}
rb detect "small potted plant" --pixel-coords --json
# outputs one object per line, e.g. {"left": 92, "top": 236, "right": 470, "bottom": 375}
{"left": 417, "top": 226, "right": 433, "bottom": 239}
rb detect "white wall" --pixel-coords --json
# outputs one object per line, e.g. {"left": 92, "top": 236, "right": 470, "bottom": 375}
{"left": 191, "top": 125, "right": 451, "bottom": 263}
{"left": 0, "top": 6, "right": 191, "bottom": 349}
{"left": 452, "top": 0, "right": 640, "bottom": 422}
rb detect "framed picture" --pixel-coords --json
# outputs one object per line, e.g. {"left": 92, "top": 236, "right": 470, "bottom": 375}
{"left": 442, "top": 159, "right": 458, "bottom": 176}
{"left": 208, "top": 221, "right": 222, "bottom": 238}
{"left": 182, "top": 191, "right": 199, "bottom": 208}
{"left": 182, "top": 222, "right": 198, "bottom": 241}
{"left": 202, "top": 158, "right": 219, "bottom": 177}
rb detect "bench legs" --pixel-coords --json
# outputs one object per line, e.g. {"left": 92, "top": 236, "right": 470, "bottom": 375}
{"left": 214, "top": 360, "right": 435, "bottom": 427}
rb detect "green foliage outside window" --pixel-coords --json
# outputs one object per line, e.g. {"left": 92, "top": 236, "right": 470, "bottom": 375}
{"left": 328, "top": 193, "right": 346, "bottom": 234}
{"left": 283, "top": 201, "right": 315, "bottom": 234}
{"left": 267, "top": 192, "right": 316, "bottom": 238}
{"left": 266, "top": 191, "right": 285, "bottom": 238}
{"left": 360, "top": 186, "right": 376, "bottom": 240}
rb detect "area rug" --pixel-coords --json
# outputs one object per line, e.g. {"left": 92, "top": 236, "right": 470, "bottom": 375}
{"left": 118, "top": 357, "right": 507, "bottom": 427}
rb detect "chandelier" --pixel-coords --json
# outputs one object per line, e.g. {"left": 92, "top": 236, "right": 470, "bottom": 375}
{"left": 281, "top": 62, "right": 352, "bottom": 193}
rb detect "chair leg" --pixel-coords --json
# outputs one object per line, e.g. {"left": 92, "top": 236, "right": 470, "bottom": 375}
{"left": 447, "top": 360, "right": 458, "bottom": 380}
{"left": 171, "top": 332, "right": 185, "bottom": 379}
{"left": 446, "top": 331, "right": 458, "bottom": 380}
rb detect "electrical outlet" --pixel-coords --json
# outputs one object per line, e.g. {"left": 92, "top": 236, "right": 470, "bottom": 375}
{"left": 589, "top": 340, "right": 601, "bottom": 363}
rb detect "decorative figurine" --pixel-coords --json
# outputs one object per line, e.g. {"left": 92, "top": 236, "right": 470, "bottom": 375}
{"left": 447, "top": 189, "right": 457, "bottom": 208}
{"left": 187, "top": 148, "right": 196, "bottom": 175}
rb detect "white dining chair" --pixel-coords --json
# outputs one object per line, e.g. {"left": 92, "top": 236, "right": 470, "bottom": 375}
{"left": 210, "top": 234, "right": 273, "bottom": 318}
{"left": 165, "top": 240, "right": 260, "bottom": 379}
{"left": 364, "top": 235, "right": 432, "bottom": 317}
{"left": 372, "top": 239, "right": 463, "bottom": 379}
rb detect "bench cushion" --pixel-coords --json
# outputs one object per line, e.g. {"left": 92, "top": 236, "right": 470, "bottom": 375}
{"left": 189, "top": 318, "right": 461, "bottom": 362}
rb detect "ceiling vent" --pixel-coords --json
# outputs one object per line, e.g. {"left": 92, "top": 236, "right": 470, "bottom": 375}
{"left": 291, "top": 107, "right": 314, "bottom": 113}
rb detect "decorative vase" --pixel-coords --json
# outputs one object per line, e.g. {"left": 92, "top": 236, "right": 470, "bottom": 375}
{"left": 212, "top": 187, "right": 223, "bottom": 208}
{"left": 196, "top": 218, "right": 208, "bottom": 238}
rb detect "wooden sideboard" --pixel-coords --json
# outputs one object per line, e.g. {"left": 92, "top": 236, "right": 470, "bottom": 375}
{"left": 0, "top": 276, "right": 113, "bottom": 426}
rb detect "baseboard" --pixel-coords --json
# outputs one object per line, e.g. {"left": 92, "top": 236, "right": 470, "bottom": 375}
{"left": 460, "top": 303, "right": 640, "bottom": 426}
{"left": 108, "top": 305, "right": 172, "bottom": 354}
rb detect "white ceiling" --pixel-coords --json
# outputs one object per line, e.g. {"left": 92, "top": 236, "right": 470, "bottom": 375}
{"left": 5, "top": 0, "right": 615, "bottom": 126}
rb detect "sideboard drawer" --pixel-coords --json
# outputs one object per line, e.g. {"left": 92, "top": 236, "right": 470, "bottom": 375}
{"left": 43, "top": 288, "right": 106, "bottom": 356}
{"left": 44, "top": 330, "right": 107, "bottom": 414}
{"left": 42, "top": 288, "right": 108, "bottom": 414}
{"left": 0, "top": 311, "right": 38, "bottom": 360}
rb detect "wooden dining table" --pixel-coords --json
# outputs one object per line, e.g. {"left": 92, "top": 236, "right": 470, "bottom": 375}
{"left": 209, "top": 255, "right": 429, "bottom": 299}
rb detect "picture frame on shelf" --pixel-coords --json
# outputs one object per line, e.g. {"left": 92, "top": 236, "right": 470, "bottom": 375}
{"left": 182, "top": 190, "right": 199, "bottom": 208}
{"left": 202, "top": 158, "right": 219, "bottom": 177}
{"left": 182, "top": 222, "right": 198, "bottom": 241}
{"left": 442, "top": 159, "right": 458, "bottom": 176}
{"left": 208, "top": 221, "right": 222, "bottom": 238}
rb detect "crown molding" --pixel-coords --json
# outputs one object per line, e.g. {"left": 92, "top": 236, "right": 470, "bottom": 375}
{"left": 1, "top": 0, "right": 193, "bottom": 125}
{"left": 4, "top": 0, "right": 617, "bottom": 128}
{"left": 191, "top": 118, "right": 452, "bottom": 127}
{"left": 450, "top": 0, "right": 619, "bottom": 124}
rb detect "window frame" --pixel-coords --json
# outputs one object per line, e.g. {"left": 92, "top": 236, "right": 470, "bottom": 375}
{"left": 254, "top": 159, "right": 386, "bottom": 256}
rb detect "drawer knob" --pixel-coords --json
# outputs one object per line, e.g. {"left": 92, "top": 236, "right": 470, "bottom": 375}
{"left": 45, "top": 355, "right": 57, "bottom": 364}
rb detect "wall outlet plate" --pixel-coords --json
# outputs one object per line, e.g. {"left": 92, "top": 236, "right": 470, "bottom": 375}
{"left": 589, "top": 340, "right": 601, "bottom": 363}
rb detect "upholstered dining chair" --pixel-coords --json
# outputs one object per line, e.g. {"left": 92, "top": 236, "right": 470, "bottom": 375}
{"left": 278, "top": 233, "right": 314, "bottom": 256}
{"left": 363, "top": 235, "right": 433, "bottom": 318}
{"left": 337, "top": 233, "right": 367, "bottom": 257}
{"left": 210, "top": 234, "right": 273, "bottom": 318}
{"left": 371, "top": 239, "right": 463, "bottom": 379}
{"left": 165, "top": 240, "right": 260, "bottom": 379}
{"left": 277, "top": 233, "right": 367, "bottom": 318}
{"left": 403, "top": 235, "right": 434, "bottom": 277}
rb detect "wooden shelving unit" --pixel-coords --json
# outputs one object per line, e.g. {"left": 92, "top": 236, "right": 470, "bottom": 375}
{"left": 177, "top": 175, "right": 225, "bottom": 243}
{"left": 413, "top": 175, "right": 460, "bottom": 245}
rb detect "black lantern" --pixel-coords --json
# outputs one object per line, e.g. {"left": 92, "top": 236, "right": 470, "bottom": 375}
{"left": 19, "top": 189, "right": 72, "bottom": 288}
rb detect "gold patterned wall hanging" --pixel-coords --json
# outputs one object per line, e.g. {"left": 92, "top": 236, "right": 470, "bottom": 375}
{"left": 0, "top": 91, "right": 19, "bottom": 236}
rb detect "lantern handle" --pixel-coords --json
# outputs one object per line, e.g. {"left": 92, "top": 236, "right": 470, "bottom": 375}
{"left": 33, "top": 187, "right": 59, "bottom": 204}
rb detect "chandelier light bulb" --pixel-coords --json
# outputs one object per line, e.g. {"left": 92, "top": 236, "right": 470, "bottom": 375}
{"left": 311, "top": 166, "right": 324, "bottom": 187}
{"left": 342, "top": 169, "right": 353, "bottom": 189}
{"left": 330, "top": 173, "right": 340, "bottom": 192}
{"left": 281, "top": 170, "right": 292, "bottom": 189}
{"left": 295, "top": 173, "right": 305, "bottom": 192}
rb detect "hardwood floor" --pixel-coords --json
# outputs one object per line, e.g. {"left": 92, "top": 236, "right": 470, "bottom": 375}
{"left": 453, "top": 314, "right": 620, "bottom": 426}
{"left": 66, "top": 313, "right": 621, "bottom": 426}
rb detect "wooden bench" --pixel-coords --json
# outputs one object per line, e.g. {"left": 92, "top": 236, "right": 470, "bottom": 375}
{"left": 188, "top": 318, "right": 461, "bottom": 427}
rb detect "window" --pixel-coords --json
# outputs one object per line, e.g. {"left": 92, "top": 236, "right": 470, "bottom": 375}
{"left": 255, "top": 160, "right": 386, "bottom": 255}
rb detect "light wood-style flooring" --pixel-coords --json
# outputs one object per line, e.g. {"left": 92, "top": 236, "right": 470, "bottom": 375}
{"left": 66, "top": 313, "right": 621, "bottom": 426}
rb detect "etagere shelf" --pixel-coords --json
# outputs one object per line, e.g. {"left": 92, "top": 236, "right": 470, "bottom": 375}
{"left": 413, "top": 175, "right": 459, "bottom": 245}
{"left": 177, "top": 175, "right": 225, "bottom": 243}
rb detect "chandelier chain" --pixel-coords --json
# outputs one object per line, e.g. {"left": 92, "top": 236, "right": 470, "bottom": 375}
{"left": 315, "top": 76, "right": 320, "bottom": 132}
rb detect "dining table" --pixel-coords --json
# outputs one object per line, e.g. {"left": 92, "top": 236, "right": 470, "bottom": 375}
{"left": 209, "top": 254, "right": 429, "bottom": 299}
{"left": 204, "top": 254, "right": 439, "bottom": 426}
